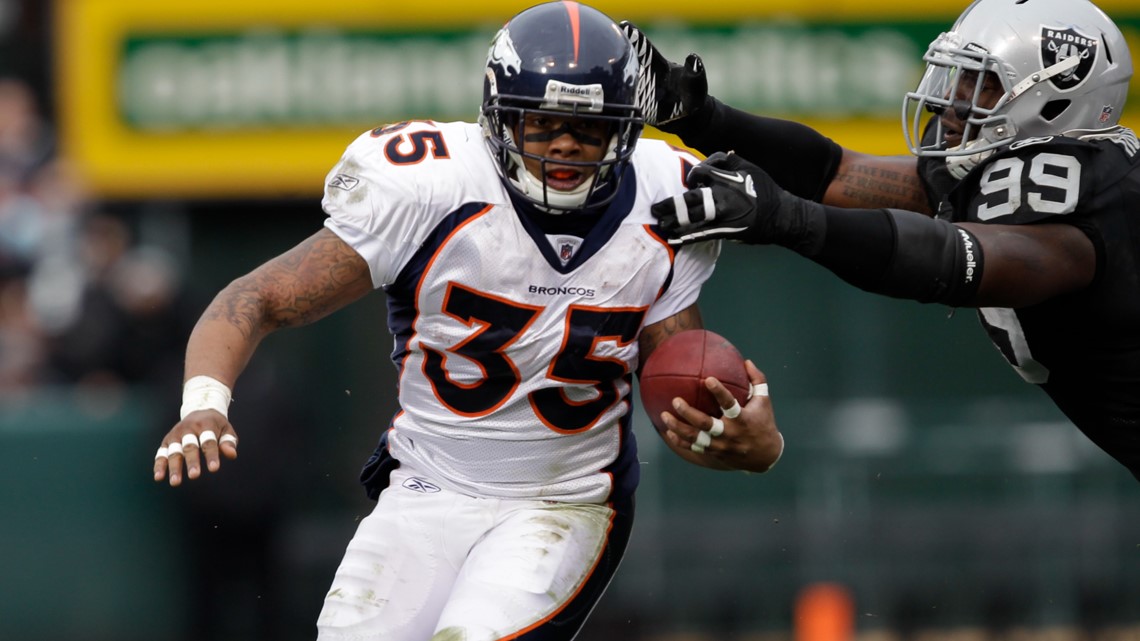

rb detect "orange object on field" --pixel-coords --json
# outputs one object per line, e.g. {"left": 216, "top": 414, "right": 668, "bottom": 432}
{"left": 794, "top": 582, "right": 855, "bottom": 641}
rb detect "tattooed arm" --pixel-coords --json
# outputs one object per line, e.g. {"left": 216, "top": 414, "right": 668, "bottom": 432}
{"left": 185, "top": 228, "right": 373, "bottom": 385}
{"left": 822, "top": 151, "right": 933, "bottom": 214}
{"left": 155, "top": 229, "right": 373, "bottom": 486}
{"left": 636, "top": 303, "right": 704, "bottom": 369}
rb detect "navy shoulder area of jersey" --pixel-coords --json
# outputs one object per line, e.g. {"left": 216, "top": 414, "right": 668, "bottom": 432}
{"left": 950, "top": 129, "right": 1140, "bottom": 226}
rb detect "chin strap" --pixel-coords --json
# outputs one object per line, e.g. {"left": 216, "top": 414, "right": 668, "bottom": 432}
{"left": 508, "top": 132, "right": 621, "bottom": 213}
{"left": 945, "top": 139, "right": 994, "bottom": 179}
{"left": 512, "top": 164, "right": 594, "bottom": 213}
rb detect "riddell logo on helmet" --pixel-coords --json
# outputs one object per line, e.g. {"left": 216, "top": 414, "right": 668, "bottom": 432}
{"left": 1041, "top": 26, "right": 1098, "bottom": 91}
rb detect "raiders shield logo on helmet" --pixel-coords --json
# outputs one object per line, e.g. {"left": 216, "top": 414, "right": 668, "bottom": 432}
{"left": 1040, "top": 26, "right": 1098, "bottom": 91}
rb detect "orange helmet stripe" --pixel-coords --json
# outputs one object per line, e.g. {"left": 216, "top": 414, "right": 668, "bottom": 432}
{"left": 561, "top": 1, "right": 581, "bottom": 63}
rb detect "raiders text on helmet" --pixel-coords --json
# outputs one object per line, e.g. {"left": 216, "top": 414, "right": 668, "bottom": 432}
{"left": 903, "top": 0, "right": 1133, "bottom": 178}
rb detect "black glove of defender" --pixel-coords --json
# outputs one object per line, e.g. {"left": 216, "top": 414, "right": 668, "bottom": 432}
{"left": 619, "top": 21, "right": 708, "bottom": 128}
{"left": 651, "top": 152, "right": 821, "bottom": 250}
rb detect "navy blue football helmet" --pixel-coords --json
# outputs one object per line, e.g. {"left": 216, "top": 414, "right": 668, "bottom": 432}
{"left": 480, "top": 1, "right": 643, "bottom": 212}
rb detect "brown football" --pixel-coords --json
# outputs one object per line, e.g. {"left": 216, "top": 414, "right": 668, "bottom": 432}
{"left": 638, "top": 329, "right": 750, "bottom": 432}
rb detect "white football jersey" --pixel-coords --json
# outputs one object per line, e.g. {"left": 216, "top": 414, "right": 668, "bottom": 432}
{"left": 322, "top": 120, "right": 718, "bottom": 504}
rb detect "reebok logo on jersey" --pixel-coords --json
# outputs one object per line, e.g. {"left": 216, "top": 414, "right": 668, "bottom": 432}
{"left": 528, "top": 285, "right": 596, "bottom": 298}
{"left": 328, "top": 174, "right": 360, "bottom": 191}
{"left": 402, "top": 477, "right": 441, "bottom": 493}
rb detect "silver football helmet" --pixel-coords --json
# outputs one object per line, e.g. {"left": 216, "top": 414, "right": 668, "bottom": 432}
{"left": 903, "top": 0, "right": 1133, "bottom": 177}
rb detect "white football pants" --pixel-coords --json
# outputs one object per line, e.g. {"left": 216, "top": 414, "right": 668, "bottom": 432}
{"left": 316, "top": 467, "right": 633, "bottom": 641}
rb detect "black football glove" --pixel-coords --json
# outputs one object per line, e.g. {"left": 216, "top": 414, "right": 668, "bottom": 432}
{"left": 619, "top": 20, "right": 708, "bottom": 129}
{"left": 651, "top": 152, "right": 821, "bottom": 249}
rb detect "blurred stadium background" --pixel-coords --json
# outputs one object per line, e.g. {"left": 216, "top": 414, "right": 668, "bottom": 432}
{"left": 1, "top": 1, "right": 1138, "bottom": 640}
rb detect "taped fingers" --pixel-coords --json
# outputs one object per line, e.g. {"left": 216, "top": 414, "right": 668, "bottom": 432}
{"left": 689, "top": 417, "right": 724, "bottom": 456}
{"left": 159, "top": 440, "right": 185, "bottom": 484}
{"left": 153, "top": 446, "right": 170, "bottom": 482}
{"left": 721, "top": 400, "right": 741, "bottom": 420}
{"left": 749, "top": 383, "right": 769, "bottom": 398}
{"left": 688, "top": 420, "right": 709, "bottom": 452}
{"left": 179, "top": 432, "right": 205, "bottom": 478}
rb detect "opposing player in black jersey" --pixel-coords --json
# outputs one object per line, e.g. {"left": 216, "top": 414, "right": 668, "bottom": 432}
{"left": 622, "top": 0, "right": 1140, "bottom": 480}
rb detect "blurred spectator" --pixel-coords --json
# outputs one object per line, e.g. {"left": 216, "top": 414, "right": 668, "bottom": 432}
{"left": 0, "top": 275, "right": 45, "bottom": 390}
{"left": 0, "top": 167, "right": 42, "bottom": 278}
{"left": 0, "top": 70, "right": 305, "bottom": 640}
{"left": 0, "top": 0, "right": 53, "bottom": 122}
{"left": 0, "top": 77, "right": 58, "bottom": 389}
{"left": 0, "top": 76, "right": 54, "bottom": 184}
{"left": 35, "top": 211, "right": 134, "bottom": 385}
{"left": 107, "top": 244, "right": 195, "bottom": 384}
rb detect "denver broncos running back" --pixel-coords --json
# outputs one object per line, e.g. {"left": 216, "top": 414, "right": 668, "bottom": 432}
{"left": 628, "top": 0, "right": 1140, "bottom": 480}
{"left": 151, "top": 3, "right": 784, "bottom": 640}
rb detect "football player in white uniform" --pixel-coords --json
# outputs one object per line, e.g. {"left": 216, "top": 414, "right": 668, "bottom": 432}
{"left": 152, "top": 3, "right": 785, "bottom": 640}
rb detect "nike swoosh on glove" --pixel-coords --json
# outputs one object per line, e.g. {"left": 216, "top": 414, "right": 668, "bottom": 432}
{"left": 651, "top": 151, "right": 815, "bottom": 247}
{"left": 619, "top": 20, "right": 707, "bottom": 128}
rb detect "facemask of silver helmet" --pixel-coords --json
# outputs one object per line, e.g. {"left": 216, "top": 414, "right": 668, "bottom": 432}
{"left": 479, "top": 1, "right": 643, "bottom": 213}
{"left": 903, "top": 0, "right": 1133, "bottom": 179}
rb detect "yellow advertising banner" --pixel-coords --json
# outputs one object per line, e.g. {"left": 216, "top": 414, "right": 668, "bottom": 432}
{"left": 55, "top": 0, "right": 1140, "bottom": 198}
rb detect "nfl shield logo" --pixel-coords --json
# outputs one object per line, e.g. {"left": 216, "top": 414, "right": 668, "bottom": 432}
{"left": 560, "top": 243, "right": 575, "bottom": 262}
{"left": 1040, "top": 26, "right": 1098, "bottom": 91}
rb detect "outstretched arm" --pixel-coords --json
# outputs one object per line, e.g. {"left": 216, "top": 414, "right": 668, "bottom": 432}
{"left": 959, "top": 221, "right": 1095, "bottom": 308}
{"left": 621, "top": 21, "right": 931, "bottom": 213}
{"left": 653, "top": 153, "right": 1096, "bottom": 309}
{"left": 154, "top": 228, "right": 374, "bottom": 486}
{"left": 824, "top": 151, "right": 933, "bottom": 213}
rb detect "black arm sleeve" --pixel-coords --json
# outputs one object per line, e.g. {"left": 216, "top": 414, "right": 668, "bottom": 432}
{"left": 789, "top": 204, "right": 984, "bottom": 307}
{"left": 663, "top": 97, "right": 844, "bottom": 203}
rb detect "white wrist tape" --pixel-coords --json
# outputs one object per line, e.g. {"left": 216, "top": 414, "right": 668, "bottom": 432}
{"left": 180, "top": 375, "right": 233, "bottom": 420}
{"left": 767, "top": 432, "right": 785, "bottom": 470}
{"left": 743, "top": 432, "right": 785, "bottom": 475}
